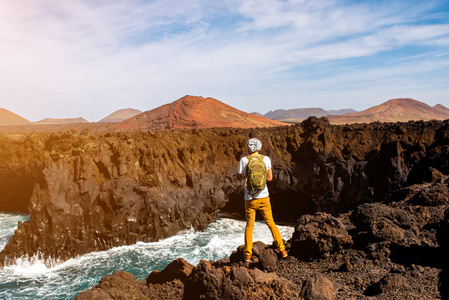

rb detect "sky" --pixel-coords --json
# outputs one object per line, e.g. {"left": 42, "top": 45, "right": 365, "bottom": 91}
{"left": 1, "top": 0, "right": 448, "bottom": 122}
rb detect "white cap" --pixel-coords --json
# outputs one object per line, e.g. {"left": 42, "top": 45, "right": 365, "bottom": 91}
{"left": 247, "top": 138, "right": 262, "bottom": 153}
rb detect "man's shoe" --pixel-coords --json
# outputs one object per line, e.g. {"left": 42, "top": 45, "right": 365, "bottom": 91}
{"left": 280, "top": 249, "right": 288, "bottom": 258}
{"left": 245, "top": 255, "right": 252, "bottom": 262}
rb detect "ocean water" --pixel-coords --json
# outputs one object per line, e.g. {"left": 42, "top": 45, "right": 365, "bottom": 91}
{"left": 0, "top": 212, "right": 294, "bottom": 300}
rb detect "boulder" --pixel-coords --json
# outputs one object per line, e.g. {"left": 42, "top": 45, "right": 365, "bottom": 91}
{"left": 299, "top": 275, "right": 335, "bottom": 300}
{"left": 258, "top": 247, "right": 278, "bottom": 271}
{"left": 228, "top": 242, "right": 280, "bottom": 270}
{"left": 184, "top": 260, "right": 299, "bottom": 299}
{"left": 365, "top": 273, "right": 409, "bottom": 296}
{"left": 146, "top": 258, "right": 193, "bottom": 284}
{"left": 290, "top": 212, "right": 352, "bottom": 260}
{"left": 75, "top": 271, "right": 146, "bottom": 300}
{"left": 184, "top": 260, "right": 244, "bottom": 300}
{"left": 350, "top": 203, "right": 420, "bottom": 247}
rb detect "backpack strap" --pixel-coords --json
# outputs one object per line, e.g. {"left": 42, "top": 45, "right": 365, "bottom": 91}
{"left": 246, "top": 154, "right": 264, "bottom": 161}
{"left": 244, "top": 155, "right": 251, "bottom": 187}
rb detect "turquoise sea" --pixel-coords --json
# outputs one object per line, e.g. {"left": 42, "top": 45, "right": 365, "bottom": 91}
{"left": 0, "top": 212, "right": 294, "bottom": 299}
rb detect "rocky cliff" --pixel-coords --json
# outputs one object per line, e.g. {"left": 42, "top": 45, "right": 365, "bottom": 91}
{"left": 1, "top": 117, "right": 449, "bottom": 267}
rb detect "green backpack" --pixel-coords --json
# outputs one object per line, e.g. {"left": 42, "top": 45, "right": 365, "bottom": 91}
{"left": 245, "top": 155, "right": 267, "bottom": 194}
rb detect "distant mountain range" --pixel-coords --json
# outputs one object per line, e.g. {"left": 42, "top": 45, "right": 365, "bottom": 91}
{"left": 0, "top": 108, "right": 142, "bottom": 127}
{"left": 1, "top": 97, "right": 448, "bottom": 130}
{"left": 99, "top": 108, "right": 142, "bottom": 123}
{"left": 264, "top": 108, "right": 356, "bottom": 123}
{"left": 108, "top": 95, "right": 287, "bottom": 131}
{"left": 326, "top": 98, "right": 449, "bottom": 124}
{"left": 35, "top": 117, "right": 89, "bottom": 124}
{"left": 262, "top": 98, "right": 449, "bottom": 124}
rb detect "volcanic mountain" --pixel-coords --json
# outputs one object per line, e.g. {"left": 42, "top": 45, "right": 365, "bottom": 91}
{"left": 108, "top": 95, "right": 288, "bottom": 131}
{"left": 327, "top": 98, "right": 449, "bottom": 124}
{"left": 35, "top": 117, "right": 89, "bottom": 124}
{"left": 433, "top": 104, "right": 449, "bottom": 117}
{"left": 99, "top": 108, "right": 142, "bottom": 123}
{"left": 0, "top": 108, "right": 31, "bottom": 125}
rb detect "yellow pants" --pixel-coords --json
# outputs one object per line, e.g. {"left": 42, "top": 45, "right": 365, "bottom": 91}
{"left": 244, "top": 197, "right": 285, "bottom": 256}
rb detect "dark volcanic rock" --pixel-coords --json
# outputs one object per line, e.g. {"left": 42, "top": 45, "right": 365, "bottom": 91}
{"left": 183, "top": 260, "right": 299, "bottom": 299}
{"left": 229, "top": 241, "right": 282, "bottom": 271}
{"left": 290, "top": 212, "right": 352, "bottom": 260}
{"left": 75, "top": 271, "right": 146, "bottom": 300}
{"left": 299, "top": 275, "right": 335, "bottom": 300}
{"left": 76, "top": 270, "right": 185, "bottom": 300}
{"left": 351, "top": 203, "right": 420, "bottom": 247}
{"left": 365, "top": 273, "right": 410, "bottom": 296}
{"left": 437, "top": 207, "right": 449, "bottom": 298}
{"left": 258, "top": 246, "right": 278, "bottom": 270}
{"left": 437, "top": 207, "right": 449, "bottom": 251}
{"left": 147, "top": 258, "right": 193, "bottom": 284}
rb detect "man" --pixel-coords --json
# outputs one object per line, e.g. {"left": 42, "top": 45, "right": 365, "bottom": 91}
{"left": 236, "top": 138, "right": 288, "bottom": 262}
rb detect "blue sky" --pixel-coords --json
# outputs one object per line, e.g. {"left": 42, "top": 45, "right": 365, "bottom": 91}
{"left": 1, "top": 0, "right": 448, "bottom": 122}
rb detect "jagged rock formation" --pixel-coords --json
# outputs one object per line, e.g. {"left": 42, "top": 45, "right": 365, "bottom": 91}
{"left": 1, "top": 117, "right": 449, "bottom": 268}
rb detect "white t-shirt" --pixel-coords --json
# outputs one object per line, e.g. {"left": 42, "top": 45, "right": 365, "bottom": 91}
{"left": 237, "top": 155, "right": 272, "bottom": 200}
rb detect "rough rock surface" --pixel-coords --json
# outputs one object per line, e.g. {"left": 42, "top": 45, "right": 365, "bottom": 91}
{"left": 300, "top": 275, "right": 335, "bottom": 300}
{"left": 75, "top": 270, "right": 184, "bottom": 300}
{"left": 184, "top": 260, "right": 299, "bottom": 299}
{"left": 75, "top": 271, "right": 147, "bottom": 300}
{"left": 147, "top": 258, "right": 193, "bottom": 284}
{"left": 290, "top": 212, "right": 353, "bottom": 260}
{"left": 1, "top": 117, "right": 449, "bottom": 268}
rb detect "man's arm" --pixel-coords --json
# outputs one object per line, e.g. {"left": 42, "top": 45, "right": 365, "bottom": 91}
{"left": 236, "top": 156, "right": 246, "bottom": 181}
{"left": 267, "top": 168, "right": 273, "bottom": 182}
